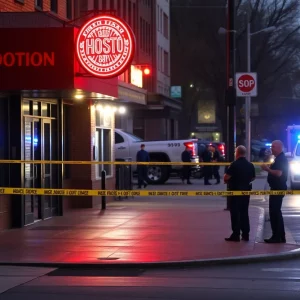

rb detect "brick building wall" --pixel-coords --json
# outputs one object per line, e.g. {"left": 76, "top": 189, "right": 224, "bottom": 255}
{"left": 0, "top": 0, "right": 72, "bottom": 20}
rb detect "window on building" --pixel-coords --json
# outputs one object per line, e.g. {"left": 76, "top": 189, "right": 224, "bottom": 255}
{"left": 157, "top": 5, "right": 159, "bottom": 31}
{"left": 66, "top": 0, "right": 72, "bottom": 19}
{"left": 63, "top": 104, "right": 71, "bottom": 179}
{"left": 95, "top": 110, "right": 113, "bottom": 177}
{"left": 0, "top": 98, "right": 8, "bottom": 187}
{"left": 35, "top": 0, "right": 43, "bottom": 9}
{"left": 157, "top": 46, "right": 160, "bottom": 70}
{"left": 163, "top": 13, "right": 168, "bottom": 38}
{"left": 160, "top": 48, "right": 163, "bottom": 71}
{"left": 15, "top": 0, "right": 25, "bottom": 4}
{"left": 164, "top": 51, "right": 169, "bottom": 75}
{"left": 50, "top": 0, "right": 58, "bottom": 13}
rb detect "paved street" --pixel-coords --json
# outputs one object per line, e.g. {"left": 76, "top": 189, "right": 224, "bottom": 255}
{"left": 3, "top": 259, "right": 300, "bottom": 299}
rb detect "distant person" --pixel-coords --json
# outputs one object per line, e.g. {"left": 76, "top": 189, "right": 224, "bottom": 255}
{"left": 224, "top": 145, "right": 256, "bottom": 242}
{"left": 181, "top": 146, "right": 192, "bottom": 184}
{"left": 201, "top": 145, "right": 212, "bottom": 185}
{"left": 261, "top": 140, "right": 289, "bottom": 243}
{"left": 210, "top": 144, "right": 221, "bottom": 184}
{"left": 136, "top": 144, "right": 150, "bottom": 188}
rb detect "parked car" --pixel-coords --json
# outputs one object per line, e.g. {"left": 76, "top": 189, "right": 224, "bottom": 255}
{"left": 114, "top": 129, "right": 199, "bottom": 184}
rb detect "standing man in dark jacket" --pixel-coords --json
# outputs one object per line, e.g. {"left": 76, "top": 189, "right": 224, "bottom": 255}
{"left": 261, "top": 140, "right": 289, "bottom": 243}
{"left": 181, "top": 146, "right": 192, "bottom": 184}
{"left": 224, "top": 145, "right": 256, "bottom": 242}
{"left": 201, "top": 145, "right": 212, "bottom": 185}
{"left": 136, "top": 144, "right": 150, "bottom": 188}
{"left": 210, "top": 145, "right": 221, "bottom": 184}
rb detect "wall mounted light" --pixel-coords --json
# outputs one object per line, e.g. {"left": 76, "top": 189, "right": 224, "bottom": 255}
{"left": 119, "top": 106, "right": 126, "bottom": 114}
{"left": 74, "top": 94, "right": 84, "bottom": 100}
{"left": 94, "top": 103, "right": 127, "bottom": 114}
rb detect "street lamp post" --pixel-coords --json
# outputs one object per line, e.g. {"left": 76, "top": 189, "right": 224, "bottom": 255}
{"left": 245, "top": 16, "right": 251, "bottom": 161}
{"left": 245, "top": 21, "right": 275, "bottom": 161}
{"left": 219, "top": 22, "right": 275, "bottom": 161}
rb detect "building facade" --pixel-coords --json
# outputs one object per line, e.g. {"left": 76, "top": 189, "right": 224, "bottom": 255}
{"left": 0, "top": 0, "right": 137, "bottom": 231}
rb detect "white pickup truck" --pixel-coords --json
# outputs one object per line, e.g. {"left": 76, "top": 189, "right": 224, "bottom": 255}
{"left": 114, "top": 129, "right": 199, "bottom": 184}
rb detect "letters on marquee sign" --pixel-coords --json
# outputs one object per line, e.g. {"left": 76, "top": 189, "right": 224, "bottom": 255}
{"left": 76, "top": 15, "right": 136, "bottom": 79}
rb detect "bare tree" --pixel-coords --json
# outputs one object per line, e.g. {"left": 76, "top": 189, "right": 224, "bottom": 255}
{"left": 171, "top": 0, "right": 300, "bottom": 139}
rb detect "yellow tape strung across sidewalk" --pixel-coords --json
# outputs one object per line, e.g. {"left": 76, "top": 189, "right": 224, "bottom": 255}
{"left": 0, "top": 187, "right": 297, "bottom": 197}
{"left": 0, "top": 159, "right": 278, "bottom": 166}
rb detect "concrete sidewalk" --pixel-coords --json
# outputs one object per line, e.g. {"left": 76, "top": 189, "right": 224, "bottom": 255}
{"left": 0, "top": 203, "right": 299, "bottom": 267}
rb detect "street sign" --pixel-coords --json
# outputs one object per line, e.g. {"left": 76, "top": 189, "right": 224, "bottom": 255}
{"left": 236, "top": 72, "right": 257, "bottom": 97}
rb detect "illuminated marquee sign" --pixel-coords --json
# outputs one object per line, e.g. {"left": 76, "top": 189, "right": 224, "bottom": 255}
{"left": 0, "top": 52, "right": 55, "bottom": 67}
{"left": 76, "top": 15, "right": 135, "bottom": 79}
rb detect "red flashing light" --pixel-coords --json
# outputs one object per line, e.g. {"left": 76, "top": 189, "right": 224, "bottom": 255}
{"left": 218, "top": 144, "right": 225, "bottom": 155}
{"left": 184, "top": 142, "right": 196, "bottom": 156}
{"left": 144, "top": 67, "right": 151, "bottom": 75}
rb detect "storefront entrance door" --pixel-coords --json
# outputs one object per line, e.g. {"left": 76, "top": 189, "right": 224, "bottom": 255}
{"left": 24, "top": 118, "right": 53, "bottom": 224}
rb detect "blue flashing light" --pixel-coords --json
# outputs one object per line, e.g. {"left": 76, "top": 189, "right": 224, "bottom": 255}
{"left": 265, "top": 143, "right": 271, "bottom": 147}
{"left": 298, "top": 135, "right": 300, "bottom": 140}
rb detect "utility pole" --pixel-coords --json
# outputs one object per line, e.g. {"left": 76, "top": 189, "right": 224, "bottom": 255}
{"left": 245, "top": 13, "right": 251, "bottom": 161}
{"left": 225, "top": 0, "right": 236, "bottom": 210}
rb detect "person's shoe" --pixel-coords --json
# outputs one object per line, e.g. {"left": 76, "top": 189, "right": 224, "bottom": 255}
{"left": 215, "top": 182, "right": 220, "bottom": 185}
{"left": 137, "top": 186, "right": 142, "bottom": 189}
{"left": 144, "top": 183, "right": 147, "bottom": 188}
{"left": 225, "top": 235, "right": 240, "bottom": 242}
{"left": 187, "top": 181, "right": 192, "bottom": 184}
{"left": 241, "top": 235, "right": 249, "bottom": 241}
{"left": 281, "top": 236, "right": 286, "bottom": 243}
{"left": 205, "top": 182, "right": 212, "bottom": 185}
{"left": 264, "top": 237, "right": 282, "bottom": 243}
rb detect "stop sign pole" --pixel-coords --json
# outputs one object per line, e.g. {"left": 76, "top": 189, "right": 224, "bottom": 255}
{"left": 236, "top": 70, "right": 257, "bottom": 161}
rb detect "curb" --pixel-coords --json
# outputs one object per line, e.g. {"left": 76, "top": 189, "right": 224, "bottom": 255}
{"left": 0, "top": 248, "right": 300, "bottom": 269}
{"left": 1, "top": 207, "right": 300, "bottom": 270}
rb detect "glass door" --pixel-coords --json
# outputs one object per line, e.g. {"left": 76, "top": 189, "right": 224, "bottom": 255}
{"left": 42, "top": 119, "right": 52, "bottom": 219}
{"left": 24, "top": 118, "right": 41, "bottom": 224}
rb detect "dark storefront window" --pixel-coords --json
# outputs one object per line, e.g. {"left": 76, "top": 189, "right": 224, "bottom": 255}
{"left": 63, "top": 104, "right": 71, "bottom": 179}
{"left": 0, "top": 98, "right": 9, "bottom": 187}
{"left": 95, "top": 109, "right": 113, "bottom": 177}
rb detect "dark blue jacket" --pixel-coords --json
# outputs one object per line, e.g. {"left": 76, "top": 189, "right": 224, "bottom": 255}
{"left": 181, "top": 150, "right": 192, "bottom": 162}
{"left": 136, "top": 149, "right": 150, "bottom": 162}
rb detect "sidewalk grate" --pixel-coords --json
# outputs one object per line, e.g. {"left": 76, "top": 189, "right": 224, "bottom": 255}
{"left": 47, "top": 268, "right": 144, "bottom": 277}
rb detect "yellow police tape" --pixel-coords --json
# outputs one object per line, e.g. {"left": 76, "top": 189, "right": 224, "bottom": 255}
{"left": 0, "top": 187, "right": 297, "bottom": 197}
{"left": 0, "top": 159, "right": 276, "bottom": 166}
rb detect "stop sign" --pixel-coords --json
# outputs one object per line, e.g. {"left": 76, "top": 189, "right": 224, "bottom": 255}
{"left": 236, "top": 72, "right": 257, "bottom": 97}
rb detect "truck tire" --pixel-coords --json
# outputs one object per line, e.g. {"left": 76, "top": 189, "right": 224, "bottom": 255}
{"left": 146, "top": 165, "right": 169, "bottom": 184}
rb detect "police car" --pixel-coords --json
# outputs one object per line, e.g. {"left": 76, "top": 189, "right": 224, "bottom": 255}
{"left": 289, "top": 141, "right": 300, "bottom": 189}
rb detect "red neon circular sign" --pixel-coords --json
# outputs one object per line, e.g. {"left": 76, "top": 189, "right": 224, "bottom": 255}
{"left": 76, "top": 15, "right": 135, "bottom": 79}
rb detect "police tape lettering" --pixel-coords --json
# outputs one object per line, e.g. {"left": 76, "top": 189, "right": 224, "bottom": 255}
{"left": 0, "top": 188, "right": 299, "bottom": 196}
